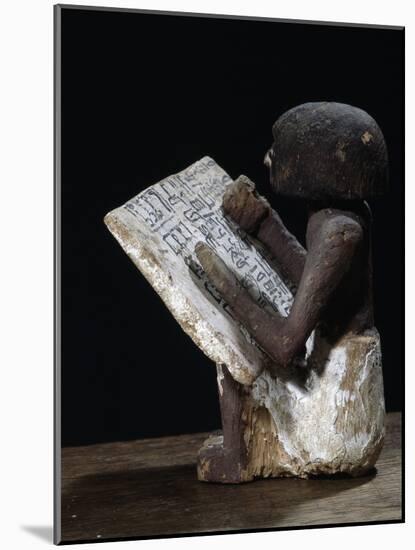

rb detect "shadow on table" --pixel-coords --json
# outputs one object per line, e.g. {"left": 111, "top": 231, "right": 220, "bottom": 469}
{"left": 61, "top": 462, "right": 376, "bottom": 542}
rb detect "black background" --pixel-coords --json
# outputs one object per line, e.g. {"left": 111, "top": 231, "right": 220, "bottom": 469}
{"left": 59, "top": 7, "right": 404, "bottom": 447}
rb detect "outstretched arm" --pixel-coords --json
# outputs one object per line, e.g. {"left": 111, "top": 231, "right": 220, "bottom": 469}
{"left": 223, "top": 177, "right": 306, "bottom": 286}
{"left": 195, "top": 213, "right": 363, "bottom": 371}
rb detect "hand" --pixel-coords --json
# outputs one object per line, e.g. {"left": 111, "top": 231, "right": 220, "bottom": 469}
{"left": 223, "top": 176, "right": 270, "bottom": 234}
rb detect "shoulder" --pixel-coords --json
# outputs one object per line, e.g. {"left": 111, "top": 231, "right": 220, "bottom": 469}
{"left": 309, "top": 209, "right": 364, "bottom": 246}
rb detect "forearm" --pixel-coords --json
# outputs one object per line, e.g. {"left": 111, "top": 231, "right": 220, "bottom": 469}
{"left": 255, "top": 210, "right": 306, "bottom": 287}
{"left": 222, "top": 178, "right": 306, "bottom": 286}
{"left": 195, "top": 242, "right": 285, "bottom": 364}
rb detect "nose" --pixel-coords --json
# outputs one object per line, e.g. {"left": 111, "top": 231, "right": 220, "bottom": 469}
{"left": 264, "top": 147, "right": 273, "bottom": 168}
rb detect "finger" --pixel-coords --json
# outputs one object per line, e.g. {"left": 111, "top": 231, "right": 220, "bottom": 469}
{"left": 195, "top": 242, "right": 241, "bottom": 303}
{"left": 222, "top": 181, "right": 250, "bottom": 222}
{"left": 223, "top": 179, "right": 269, "bottom": 233}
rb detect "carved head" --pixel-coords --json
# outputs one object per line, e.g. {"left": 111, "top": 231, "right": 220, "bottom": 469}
{"left": 264, "top": 102, "right": 389, "bottom": 200}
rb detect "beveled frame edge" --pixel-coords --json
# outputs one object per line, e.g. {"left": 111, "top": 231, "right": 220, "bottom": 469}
{"left": 54, "top": 4, "right": 62, "bottom": 545}
{"left": 55, "top": 3, "right": 404, "bottom": 31}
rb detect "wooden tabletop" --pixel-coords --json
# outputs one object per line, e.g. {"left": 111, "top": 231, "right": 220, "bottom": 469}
{"left": 60, "top": 412, "right": 402, "bottom": 543}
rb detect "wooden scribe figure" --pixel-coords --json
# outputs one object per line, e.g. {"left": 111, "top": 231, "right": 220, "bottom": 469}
{"left": 195, "top": 102, "right": 388, "bottom": 483}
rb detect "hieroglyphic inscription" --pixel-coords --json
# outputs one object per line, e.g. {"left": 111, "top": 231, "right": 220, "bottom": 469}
{"left": 123, "top": 157, "right": 293, "bottom": 318}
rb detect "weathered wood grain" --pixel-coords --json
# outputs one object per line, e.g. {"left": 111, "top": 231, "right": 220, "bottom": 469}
{"left": 60, "top": 412, "right": 402, "bottom": 543}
